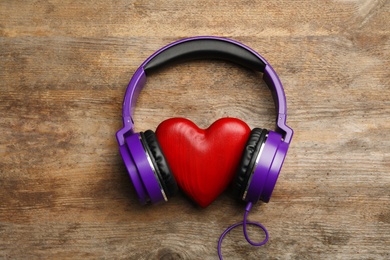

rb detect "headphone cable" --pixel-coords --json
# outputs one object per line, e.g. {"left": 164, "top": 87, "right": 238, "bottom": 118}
{"left": 217, "top": 202, "right": 269, "bottom": 259}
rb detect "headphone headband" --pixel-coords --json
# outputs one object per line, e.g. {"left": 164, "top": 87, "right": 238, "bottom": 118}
{"left": 117, "top": 36, "right": 293, "bottom": 145}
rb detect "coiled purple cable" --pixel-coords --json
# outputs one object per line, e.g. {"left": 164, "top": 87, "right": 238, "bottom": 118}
{"left": 217, "top": 202, "right": 269, "bottom": 259}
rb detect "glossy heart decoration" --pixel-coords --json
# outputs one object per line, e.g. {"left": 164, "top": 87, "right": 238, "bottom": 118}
{"left": 156, "top": 118, "right": 251, "bottom": 208}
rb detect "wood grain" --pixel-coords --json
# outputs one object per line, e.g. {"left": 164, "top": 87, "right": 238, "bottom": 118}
{"left": 1, "top": 0, "right": 389, "bottom": 259}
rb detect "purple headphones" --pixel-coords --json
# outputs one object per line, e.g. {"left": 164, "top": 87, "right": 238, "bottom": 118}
{"left": 116, "top": 36, "right": 293, "bottom": 257}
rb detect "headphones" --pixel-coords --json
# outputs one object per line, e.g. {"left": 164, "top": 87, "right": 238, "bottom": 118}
{"left": 116, "top": 36, "right": 294, "bottom": 257}
{"left": 116, "top": 36, "right": 293, "bottom": 207}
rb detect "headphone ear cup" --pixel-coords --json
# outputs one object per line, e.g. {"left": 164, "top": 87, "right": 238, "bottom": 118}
{"left": 234, "top": 128, "right": 268, "bottom": 201}
{"left": 140, "top": 130, "right": 178, "bottom": 198}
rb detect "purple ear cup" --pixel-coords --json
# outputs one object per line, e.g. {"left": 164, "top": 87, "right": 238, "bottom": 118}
{"left": 120, "top": 132, "right": 176, "bottom": 204}
{"left": 234, "top": 128, "right": 288, "bottom": 204}
{"left": 240, "top": 131, "right": 288, "bottom": 204}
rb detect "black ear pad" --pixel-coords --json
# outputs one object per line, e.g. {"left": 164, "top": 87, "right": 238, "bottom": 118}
{"left": 233, "top": 128, "right": 268, "bottom": 200}
{"left": 140, "top": 130, "right": 178, "bottom": 198}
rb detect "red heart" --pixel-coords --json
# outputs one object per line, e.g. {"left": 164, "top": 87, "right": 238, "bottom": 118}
{"left": 156, "top": 118, "right": 250, "bottom": 208}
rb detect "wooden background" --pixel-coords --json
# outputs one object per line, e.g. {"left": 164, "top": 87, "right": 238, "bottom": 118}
{"left": 1, "top": 0, "right": 389, "bottom": 259}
